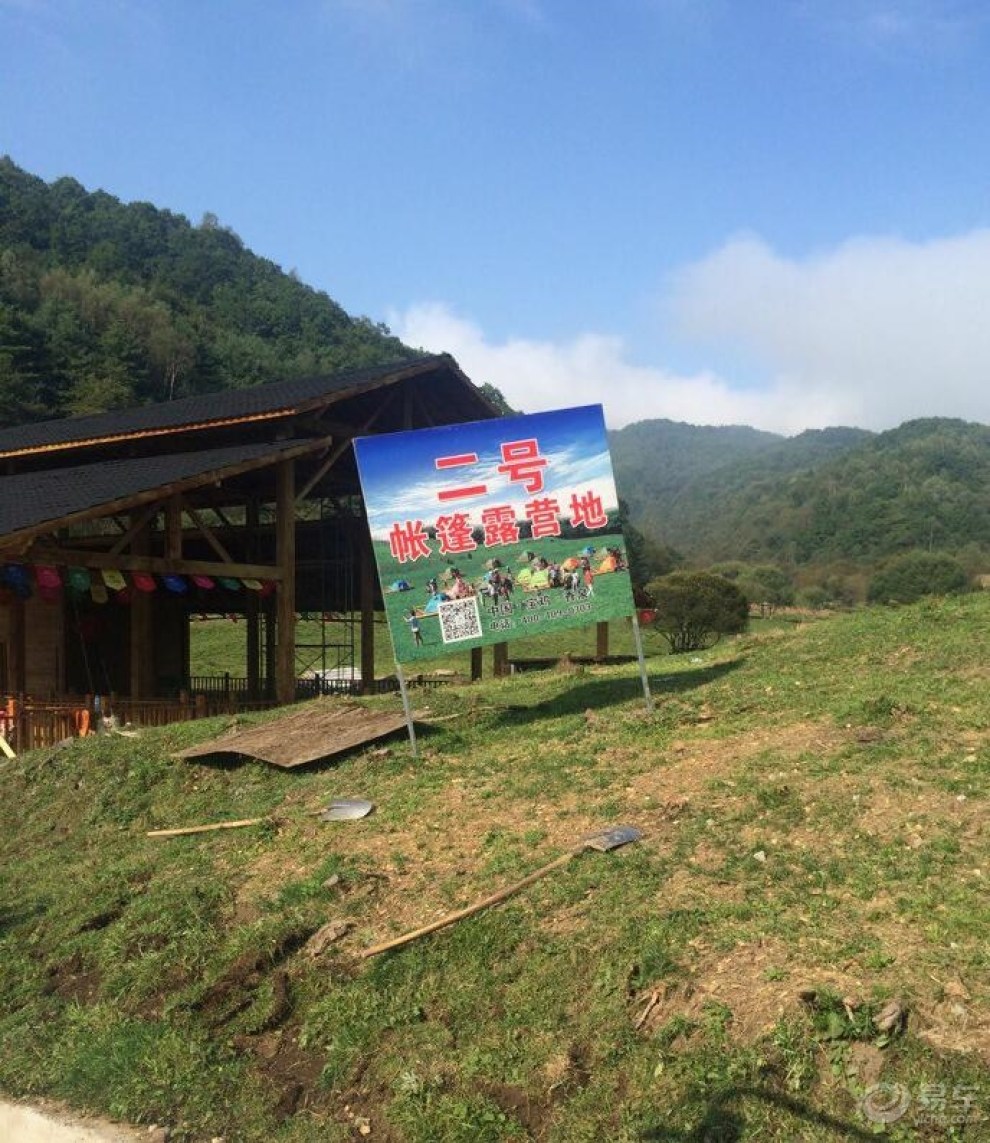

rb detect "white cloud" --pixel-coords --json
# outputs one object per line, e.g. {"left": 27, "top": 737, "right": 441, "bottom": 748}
{"left": 392, "top": 227, "right": 990, "bottom": 436}
{"left": 668, "top": 229, "right": 990, "bottom": 432}
{"left": 391, "top": 301, "right": 789, "bottom": 432}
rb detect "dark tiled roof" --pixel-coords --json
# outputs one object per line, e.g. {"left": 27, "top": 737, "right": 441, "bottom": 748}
{"left": 0, "top": 354, "right": 452, "bottom": 458}
{"left": 0, "top": 439, "right": 317, "bottom": 542}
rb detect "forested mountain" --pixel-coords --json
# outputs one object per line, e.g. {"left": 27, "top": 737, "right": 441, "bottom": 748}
{"left": 0, "top": 157, "right": 415, "bottom": 423}
{"left": 609, "top": 419, "right": 782, "bottom": 499}
{"left": 611, "top": 416, "right": 990, "bottom": 571}
{"left": 4, "top": 159, "right": 989, "bottom": 580}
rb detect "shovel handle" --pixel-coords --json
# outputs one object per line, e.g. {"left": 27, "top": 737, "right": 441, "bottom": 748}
{"left": 360, "top": 850, "right": 576, "bottom": 958}
{"left": 146, "top": 817, "right": 267, "bottom": 838}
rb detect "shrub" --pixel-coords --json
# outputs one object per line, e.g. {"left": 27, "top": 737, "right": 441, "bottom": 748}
{"left": 645, "top": 571, "right": 749, "bottom": 653}
{"left": 867, "top": 551, "right": 970, "bottom": 605}
{"left": 795, "top": 585, "right": 831, "bottom": 610}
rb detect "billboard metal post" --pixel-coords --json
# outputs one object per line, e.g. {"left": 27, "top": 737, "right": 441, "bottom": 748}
{"left": 630, "top": 612, "right": 654, "bottom": 714}
{"left": 395, "top": 662, "right": 418, "bottom": 758}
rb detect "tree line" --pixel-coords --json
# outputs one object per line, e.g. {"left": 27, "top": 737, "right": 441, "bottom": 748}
{"left": 3, "top": 158, "right": 987, "bottom": 615}
{"left": 0, "top": 157, "right": 415, "bottom": 423}
{"left": 610, "top": 414, "right": 990, "bottom": 592}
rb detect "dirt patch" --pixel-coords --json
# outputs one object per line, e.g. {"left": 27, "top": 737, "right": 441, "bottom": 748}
{"left": 916, "top": 985, "right": 990, "bottom": 1061}
{"left": 234, "top": 1025, "right": 330, "bottom": 1122}
{"left": 190, "top": 925, "right": 315, "bottom": 1029}
{"left": 224, "top": 717, "right": 929, "bottom": 956}
{"left": 627, "top": 720, "right": 848, "bottom": 807}
{"left": 292, "top": 718, "right": 826, "bottom": 952}
{"left": 633, "top": 939, "right": 864, "bottom": 1045}
{"left": 44, "top": 949, "right": 103, "bottom": 1004}
{"left": 481, "top": 1080, "right": 560, "bottom": 1137}
{"left": 857, "top": 781, "right": 986, "bottom": 843}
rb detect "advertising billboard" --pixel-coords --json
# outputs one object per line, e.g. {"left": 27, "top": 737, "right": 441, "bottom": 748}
{"left": 353, "top": 405, "right": 635, "bottom": 665}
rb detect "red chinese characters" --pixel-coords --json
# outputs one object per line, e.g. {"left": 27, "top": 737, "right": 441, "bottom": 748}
{"left": 435, "top": 452, "right": 487, "bottom": 502}
{"left": 568, "top": 490, "right": 608, "bottom": 530}
{"left": 525, "top": 497, "right": 562, "bottom": 538}
{"left": 496, "top": 438, "right": 547, "bottom": 493}
{"left": 481, "top": 505, "right": 521, "bottom": 547}
{"left": 384, "top": 437, "right": 609, "bottom": 562}
{"left": 435, "top": 512, "right": 478, "bottom": 555}
{"left": 388, "top": 521, "right": 431, "bottom": 563}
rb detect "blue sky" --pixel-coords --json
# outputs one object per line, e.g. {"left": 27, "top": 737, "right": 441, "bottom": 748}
{"left": 4, "top": 0, "right": 990, "bottom": 433}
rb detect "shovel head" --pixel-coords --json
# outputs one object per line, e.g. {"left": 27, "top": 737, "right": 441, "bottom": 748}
{"left": 320, "top": 798, "right": 375, "bottom": 821}
{"left": 581, "top": 824, "right": 642, "bottom": 852}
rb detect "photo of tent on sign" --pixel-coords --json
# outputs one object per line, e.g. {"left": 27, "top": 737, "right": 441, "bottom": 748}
{"left": 353, "top": 404, "right": 636, "bottom": 665}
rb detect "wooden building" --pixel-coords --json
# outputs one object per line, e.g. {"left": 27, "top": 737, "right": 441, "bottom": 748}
{"left": 0, "top": 354, "right": 497, "bottom": 723}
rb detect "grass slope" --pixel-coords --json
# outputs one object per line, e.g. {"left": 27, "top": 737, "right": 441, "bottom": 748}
{"left": 2, "top": 599, "right": 989, "bottom": 1141}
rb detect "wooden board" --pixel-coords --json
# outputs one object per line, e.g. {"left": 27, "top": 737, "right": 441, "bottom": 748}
{"left": 174, "top": 699, "right": 408, "bottom": 768}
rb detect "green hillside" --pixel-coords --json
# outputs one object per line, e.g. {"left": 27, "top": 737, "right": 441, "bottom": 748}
{"left": 0, "top": 157, "right": 416, "bottom": 422}
{"left": 1, "top": 598, "right": 988, "bottom": 1140}
{"left": 611, "top": 416, "right": 990, "bottom": 573}
{"left": 609, "top": 419, "right": 783, "bottom": 503}
{"left": 4, "top": 157, "right": 989, "bottom": 579}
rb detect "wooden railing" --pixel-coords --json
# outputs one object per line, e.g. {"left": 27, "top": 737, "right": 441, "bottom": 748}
{"left": 0, "top": 671, "right": 466, "bottom": 754}
{"left": 1, "top": 693, "right": 276, "bottom": 752}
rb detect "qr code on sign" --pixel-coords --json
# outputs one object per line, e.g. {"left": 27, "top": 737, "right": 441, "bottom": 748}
{"left": 438, "top": 596, "right": 482, "bottom": 644}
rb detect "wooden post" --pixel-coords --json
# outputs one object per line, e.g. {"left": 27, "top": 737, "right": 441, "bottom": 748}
{"left": 264, "top": 596, "right": 276, "bottom": 700}
{"left": 165, "top": 495, "right": 183, "bottom": 559}
{"left": 596, "top": 620, "right": 609, "bottom": 660}
{"left": 493, "top": 641, "right": 510, "bottom": 678}
{"left": 359, "top": 528, "right": 376, "bottom": 695}
{"left": 275, "top": 459, "right": 296, "bottom": 706}
{"left": 470, "top": 646, "right": 483, "bottom": 681}
{"left": 10, "top": 596, "right": 26, "bottom": 693}
{"left": 246, "top": 499, "right": 260, "bottom": 700}
{"left": 130, "top": 516, "right": 153, "bottom": 698}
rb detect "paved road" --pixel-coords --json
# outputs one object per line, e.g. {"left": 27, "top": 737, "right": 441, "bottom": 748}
{"left": 0, "top": 1099, "right": 153, "bottom": 1141}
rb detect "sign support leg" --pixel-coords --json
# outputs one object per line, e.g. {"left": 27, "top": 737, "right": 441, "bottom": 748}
{"left": 630, "top": 612, "right": 654, "bottom": 714}
{"left": 395, "top": 663, "right": 418, "bottom": 758}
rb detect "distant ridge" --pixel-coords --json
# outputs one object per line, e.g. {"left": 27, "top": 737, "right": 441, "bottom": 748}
{"left": 610, "top": 415, "right": 990, "bottom": 569}
{"left": 3, "top": 158, "right": 989, "bottom": 573}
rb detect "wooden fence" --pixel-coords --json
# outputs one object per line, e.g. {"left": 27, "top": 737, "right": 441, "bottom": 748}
{"left": 0, "top": 671, "right": 466, "bottom": 754}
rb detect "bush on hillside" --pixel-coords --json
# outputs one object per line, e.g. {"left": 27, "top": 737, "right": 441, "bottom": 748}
{"left": 867, "top": 551, "right": 970, "bottom": 605}
{"left": 795, "top": 585, "right": 832, "bottom": 609}
{"left": 710, "top": 562, "right": 795, "bottom": 617}
{"left": 645, "top": 571, "right": 749, "bottom": 653}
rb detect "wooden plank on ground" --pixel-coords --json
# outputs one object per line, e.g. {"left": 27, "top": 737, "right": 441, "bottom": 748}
{"left": 173, "top": 699, "right": 408, "bottom": 768}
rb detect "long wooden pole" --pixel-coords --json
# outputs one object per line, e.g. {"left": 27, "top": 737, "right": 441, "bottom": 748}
{"left": 275, "top": 459, "right": 296, "bottom": 705}
{"left": 361, "top": 852, "right": 575, "bottom": 958}
{"left": 147, "top": 817, "right": 266, "bottom": 838}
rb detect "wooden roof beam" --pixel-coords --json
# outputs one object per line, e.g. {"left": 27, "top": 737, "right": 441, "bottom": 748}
{"left": 295, "top": 440, "right": 353, "bottom": 504}
{"left": 109, "top": 502, "right": 160, "bottom": 556}
{"left": 0, "top": 437, "right": 332, "bottom": 554}
{"left": 183, "top": 504, "right": 235, "bottom": 564}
